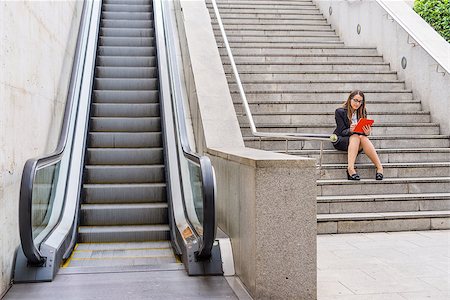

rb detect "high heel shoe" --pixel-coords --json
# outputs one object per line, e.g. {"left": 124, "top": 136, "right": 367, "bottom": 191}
{"left": 375, "top": 173, "right": 384, "bottom": 180}
{"left": 346, "top": 170, "right": 360, "bottom": 181}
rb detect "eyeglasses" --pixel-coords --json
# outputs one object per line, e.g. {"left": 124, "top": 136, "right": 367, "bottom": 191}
{"left": 351, "top": 98, "right": 363, "bottom": 104}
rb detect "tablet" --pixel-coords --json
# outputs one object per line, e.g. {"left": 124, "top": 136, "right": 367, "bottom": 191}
{"left": 353, "top": 118, "right": 374, "bottom": 133}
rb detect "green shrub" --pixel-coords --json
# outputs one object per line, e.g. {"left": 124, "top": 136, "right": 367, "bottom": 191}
{"left": 414, "top": 0, "right": 450, "bottom": 42}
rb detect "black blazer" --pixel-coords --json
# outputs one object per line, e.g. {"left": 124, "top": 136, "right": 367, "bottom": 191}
{"left": 333, "top": 107, "right": 352, "bottom": 137}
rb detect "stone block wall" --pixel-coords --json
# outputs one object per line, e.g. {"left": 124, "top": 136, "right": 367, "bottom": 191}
{"left": 0, "top": 1, "right": 82, "bottom": 296}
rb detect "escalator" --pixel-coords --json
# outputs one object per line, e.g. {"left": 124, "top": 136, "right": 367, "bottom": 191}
{"left": 14, "top": 0, "right": 223, "bottom": 282}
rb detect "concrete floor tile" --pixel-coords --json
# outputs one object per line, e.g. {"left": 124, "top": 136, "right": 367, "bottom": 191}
{"left": 418, "top": 276, "right": 450, "bottom": 291}
{"left": 317, "top": 268, "right": 375, "bottom": 283}
{"left": 319, "top": 293, "right": 405, "bottom": 300}
{"left": 339, "top": 277, "right": 440, "bottom": 294}
{"left": 398, "top": 290, "right": 450, "bottom": 300}
{"left": 317, "top": 281, "right": 354, "bottom": 297}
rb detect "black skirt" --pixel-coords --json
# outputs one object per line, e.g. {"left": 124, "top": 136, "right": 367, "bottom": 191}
{"left": 332, "top": 135, "right": 349, "bottom": 151}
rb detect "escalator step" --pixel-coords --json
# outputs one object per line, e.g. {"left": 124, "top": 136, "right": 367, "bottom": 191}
{"left": 87, "top": 148, "right": 163, "bottom": 165}
{"left": 96, "top": 66, "right": 157, "bottom": 78}
{"left": 101, "top": 19, "right": 153, "bottom": 29}
{"left": 102, "top": 11, "right": 153, "bottom": 20}
{"left": 88, "top": 132, "right": 162, "bottom": 148}
{"left": 102, "top": 4, "right": 152, "bottom": 13}
{"left": 91, "top": 103, "right": 160, "bottom": 117}
{"left": 78, "top": 224, "right": 170, "bottom": 243}
{"left": 97, "top": 56, "right": 156, "bottom": 67}
{"left": 95, "top": 78, "right": 158, "bottom": 90}
{"left": 100, "top": 28, "right": 154, "bottom": 38}
{"left": 99, "top": 36, "right": 154, "bottom": 47}
{"left": 93, "top": 90, "right": 159, "bottom": 103}
{"left": 84, "top": 183, "right": 166, "bottom": 204}
{"left": 90, "top": 117, "right": 161, "bottom": 132}
{"left": 84, "top": 165, "right": 165, "bottom": 184}
{"left": 80, "top": 203, "right": 168, "bottom": 226}
{"left": 98, "top": 46, "right": 155, "bottom": 56}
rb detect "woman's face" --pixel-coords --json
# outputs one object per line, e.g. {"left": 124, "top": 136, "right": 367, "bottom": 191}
{"left": 350, "top": 94, "right": 363, "bottom": 110}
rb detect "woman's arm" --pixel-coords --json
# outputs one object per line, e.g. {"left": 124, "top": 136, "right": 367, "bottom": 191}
{"left": 335, "top": 109, "right": 351, "bottom": 136}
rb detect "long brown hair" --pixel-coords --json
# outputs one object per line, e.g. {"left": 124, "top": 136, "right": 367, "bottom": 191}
{"left": 343, "top": 90, "right": 367, "bottom": 123}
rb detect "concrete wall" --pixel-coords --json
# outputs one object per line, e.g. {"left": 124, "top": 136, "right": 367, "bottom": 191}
{"left": 315, "top": 0, "right": 450, "bottom": 135}
{"left": 174, "top": 0, "right": 317, "bottom": 298}
{"left": 0, "top": 1, "right": 82, "bottom": 296}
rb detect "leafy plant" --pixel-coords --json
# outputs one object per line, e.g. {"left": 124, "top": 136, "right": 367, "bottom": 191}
{"left": 414, "top": 0, "right": 450, "bottom": 42}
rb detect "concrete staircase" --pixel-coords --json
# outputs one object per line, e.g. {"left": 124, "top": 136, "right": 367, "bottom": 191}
{"left": 207, "top": 0, "right": 450, "bottom": 233}
{"left": 63, "top": 0, "right": 180, "bottom": 271}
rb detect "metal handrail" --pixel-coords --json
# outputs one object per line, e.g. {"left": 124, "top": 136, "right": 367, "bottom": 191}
{"left": 158, "top": 0, "right": 216, "bottom": 259}
{"left": 377, "top": 0, "right": 450, "bottom": 75}
{"left": 18, "top": 0, "right": 90, "bottom": 266}
{"left": 210, "top": 0, "right": 337, "bottom": 168}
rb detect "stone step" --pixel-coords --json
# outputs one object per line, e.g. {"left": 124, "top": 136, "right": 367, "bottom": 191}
{"left": 317, "top": 177, "right": 450, "bottom": 196}
{"left": 97, "top": 56, "right": 156, "bottom": 67}
{"left": 104, "top": 0, "right": 151, "bottom": 5}
{"left": 88, "top": 132, "right": 162, "bottom": 148}
{"left": 208, "top": 3, "right": 317, "bottom": 10}
{"left": 97, "top": 46, "right": 155, "bottom": 56}
{"left": 215, "top": 0, "right": 315, "bottom": 5}
{"left": 93, "top": 90, "right": 159, "bottom": 103}
{"left": 319, "top": 162, "right": 450, "bottom": 180}
{"left": 215, "top": 13, "right": 325, "bottom": 20}
{"left": 90, "top": 117, "right": 161, "bottom": 132}
{"left": 231, "top": 81, "right": 404, "bottom": 92}
{"left": 232, "top": 90, "right": 413, "bottom": 101}
{"left": 217, "top": 35, "right": 340, "bottom": 43}
{"left": 212, "top": 18, "right": 328, "bottom": 25}
{"left": 87, "top": 148, "right": 163, "bottom": 165}
{"left": 95, "top": 78, "right": 157, "bottom": 90}
{"left": 225, "top": 63, "right": 391, "bottom": 73}
{"left": 102, "top": 4, "right": 152, "bottom": 13}
{"left": 99, "top": 36, "right": 154, "bottom": 47}
{"left": 213, "top": 23, "right": 330, "bottom": 32}
{"left": 85, "top": 165, "right": 165, "bottom": 184}
{"left": 210, "top": 8, "right": 322, "bottom": 15}
{"left": 238, "top": 111, "right": 431, "bottom": 124}
{"left": 317, "top": 193, "right": 450, "bottom": 214}
{"left": 100, "top": 28, "right": 154, "bottom": 38}
{"left": 219, "top": 47, "right": 379, "bottom": 56}
{"left": 223, "top": 55, "right": 384, "bottom": 64}
{"left": 233, "top": 100, "right": 421, "bottom": 113}
{"left": 244, "top": 135, "right": 450, "bottom": 150}
{"left": 102, "top": 11, "right": 153, "bottom": 20}
{"left": 317, "top": 211, "right": 450, "bottom": 233}
{"left": 80, "top": 203, "right": 168, "bottom": 226}
{"left": 230, "top": 71, "right": 397, "bottom": 81}
{"left": 96, "top": 67, "right": 157, "bottom": 78}
{"left": 78, "top": 224, "right": 170, "bottom": 243}
{"left": 83, "top": 183, "right": 166, "bottom": 204}
{"left": 92, "top": 103, "right": 160, "bottom": 117}
{"left": 214, "top": 29, "right": 337, "bottom": 37}
{"left": 285, "top": 148, "right": 450, "bottom": 164}
{"left": 240, "top": 123, "right": 439, "bottom": 136}
{"left": 101, "top": 19, "right": 153, "bottom": 29}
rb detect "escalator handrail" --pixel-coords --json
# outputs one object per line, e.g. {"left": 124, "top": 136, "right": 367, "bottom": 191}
{"left": 18, "top": 0, "right": 90, "bottom": 266}
{"left": 158, "top": 0, "right": 216, "bottom": 259}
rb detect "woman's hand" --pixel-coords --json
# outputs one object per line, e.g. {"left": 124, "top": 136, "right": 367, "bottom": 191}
{"left": 363, "top": 125, "right": 371, "bottom": 136}
{"left": 350, "top": 123, "right": 356, "bottom": 133}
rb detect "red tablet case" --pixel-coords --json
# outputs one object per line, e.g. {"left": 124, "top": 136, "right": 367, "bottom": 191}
{"left": 353, "top": 118, "right": 374, "bottom": 133}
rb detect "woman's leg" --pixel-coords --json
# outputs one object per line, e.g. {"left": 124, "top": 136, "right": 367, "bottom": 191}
{"left": 359, "top": 136, "right": 383, "bottom": 173}
{"left": 347, "top": 135, "right": 361, "bottom": 174}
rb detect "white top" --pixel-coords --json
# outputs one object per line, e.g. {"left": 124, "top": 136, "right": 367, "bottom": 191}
{"left": 351, "top": 111, "right": 358, "bottom": 125}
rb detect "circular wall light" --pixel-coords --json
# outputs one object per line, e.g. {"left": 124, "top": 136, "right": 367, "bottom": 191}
{"left": 357, "top": 24, "right": 361, "bottom": 35}
{"left": 329, "top": 6, "right": 332, "bottom": 15}
{"left": 401, "top": 57, "right": 407, "bottom": 69}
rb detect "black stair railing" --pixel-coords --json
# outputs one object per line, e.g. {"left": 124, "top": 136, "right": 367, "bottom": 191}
{"left": 18, "top": 0, "right": 91, "bottom": 266}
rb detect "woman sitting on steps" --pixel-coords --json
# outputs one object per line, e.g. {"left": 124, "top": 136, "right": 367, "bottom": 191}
{"left": 332, "top": 90, "right": 384, "bottom": 181}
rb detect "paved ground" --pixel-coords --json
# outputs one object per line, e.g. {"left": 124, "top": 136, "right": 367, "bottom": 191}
{"left": 318, "top": 230, "right": 450, "bottom": 299}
